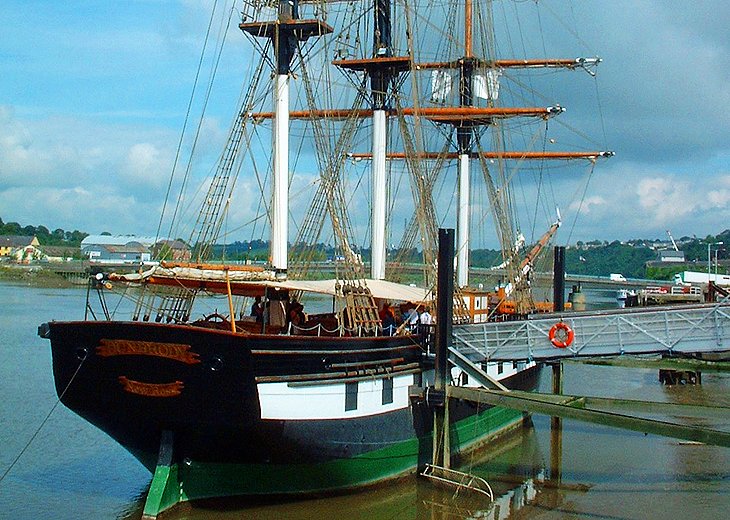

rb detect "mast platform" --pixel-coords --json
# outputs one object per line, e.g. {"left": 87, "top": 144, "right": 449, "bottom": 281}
{"left": 333, "top": 56, "right": 411, "bottom": 73}
{"left": 240, "top": 19, "right": 334, "bottom": 40}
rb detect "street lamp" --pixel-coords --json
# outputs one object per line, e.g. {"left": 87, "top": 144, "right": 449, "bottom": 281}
{"left": 708, "top": 241, "right": 724, "bottom": 281}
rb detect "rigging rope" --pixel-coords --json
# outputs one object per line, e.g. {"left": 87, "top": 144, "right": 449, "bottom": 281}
{"left": 155, "top": 0, "right": 222, "bottom": 253}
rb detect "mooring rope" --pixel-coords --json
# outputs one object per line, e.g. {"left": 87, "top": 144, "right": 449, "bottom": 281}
{"left": 0, "top": 356, "right": 87, "bottom": 485}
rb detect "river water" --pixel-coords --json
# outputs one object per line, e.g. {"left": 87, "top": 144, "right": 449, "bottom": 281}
{"left": 0, "top": 283, "right": 728, "bottom": 519}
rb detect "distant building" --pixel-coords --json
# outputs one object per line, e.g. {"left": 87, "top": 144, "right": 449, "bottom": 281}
{"left": 657, "top": 250, "right": 685, "bottom": 263}
{"left": 40, "top": 246, "right": 77, "bottom": 263}
{"left": 0, "top": 235, "right": 41, "bottom": 263}
{"left": 81, "top": 235, "right": 156, "bottom": 264}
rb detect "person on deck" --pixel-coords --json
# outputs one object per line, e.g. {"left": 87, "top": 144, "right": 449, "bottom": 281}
{"left": 405, "top": 305, "right": 419, "bottom": 331}
{"left": 250, "top": 296, "right": 264, "bottom": 323}
{"left": 419, "top": 306, "right": 432, "bottom": 325}
{"left": 381, "top": 306, "right": 396, "bottom": 335}
{"left": 288, "top": 299, "right": 305, "bottom": 328}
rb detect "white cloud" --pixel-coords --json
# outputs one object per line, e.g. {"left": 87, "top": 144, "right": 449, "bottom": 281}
{"left": 121, "top": 143, "right": 171, "bottom": 191}
{"left": 569, "top": 196, "right": 607, "bottom": 215}
{"left": 635, "top": 174, "right": 730, "bottom": 226}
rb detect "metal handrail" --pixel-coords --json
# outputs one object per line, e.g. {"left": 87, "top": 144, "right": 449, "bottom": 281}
{"left": 453, "top": 303, "right": 730, "bottom": 361}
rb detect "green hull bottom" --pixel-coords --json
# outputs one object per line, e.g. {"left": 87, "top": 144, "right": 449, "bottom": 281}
{"left": 142, "top": 406, "right": 524, "bottom": 519}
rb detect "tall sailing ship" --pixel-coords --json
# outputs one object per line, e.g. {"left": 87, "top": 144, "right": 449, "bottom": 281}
{"left": 39, "top": 0, "right": 611, "bottom": 516}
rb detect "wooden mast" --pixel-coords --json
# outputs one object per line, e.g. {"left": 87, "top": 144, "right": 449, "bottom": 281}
{"left": 465, "top": 0, "right": 473, "bottom": 58}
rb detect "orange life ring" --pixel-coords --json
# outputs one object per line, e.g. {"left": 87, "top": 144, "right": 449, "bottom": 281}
{"left": 549, "top": 321, "right": 574, "bottom": 348}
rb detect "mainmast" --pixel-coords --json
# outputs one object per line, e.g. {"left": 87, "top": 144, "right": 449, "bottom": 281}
{"left": 241, "top": 1, "right": 332, "bottom": 276}
{"left": 335, "top": 0, "right": 410, "bottom": 280}
{"left": 371, "top": 0, "right": 392, "bottom": 281}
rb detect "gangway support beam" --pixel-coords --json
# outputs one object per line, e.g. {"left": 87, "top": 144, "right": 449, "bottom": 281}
{"left": 448, "top": 346, "right": 508, "bottom": 391}
{"left": 447, "top": 386, "right": 730, "bottom": 448}
{"left": 433, "top": 229, "right": 455, "bottom": 469}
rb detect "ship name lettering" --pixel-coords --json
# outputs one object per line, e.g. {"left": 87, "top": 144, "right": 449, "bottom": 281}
{"left": 118, "top": 376, "right": 184, "bottom": 397}
{"left": 97, "top": 339, "right": 200, "bottom": 364}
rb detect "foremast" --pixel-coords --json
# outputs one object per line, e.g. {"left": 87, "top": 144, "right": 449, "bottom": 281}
{"left": 243, "top": 2, "right": 385, "bottom": 333}
{"left": 241, "top": 1, "right": 333, "bottom": 276}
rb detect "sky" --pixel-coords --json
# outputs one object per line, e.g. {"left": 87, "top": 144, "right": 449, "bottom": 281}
{"left": 1, "top": 0, "right": 729, "bottom": 248}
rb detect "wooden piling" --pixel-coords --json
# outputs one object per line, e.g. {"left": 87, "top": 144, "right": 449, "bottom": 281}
{"left": 550, "top": 362, "right": 563, "bottom": 483}
{"left": 433, "top": 228, "right": 455, "bottom": 469}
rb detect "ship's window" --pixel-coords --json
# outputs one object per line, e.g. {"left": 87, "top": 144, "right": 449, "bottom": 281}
{"left": 461, "top": 372, "right": 469, "bottom": 385}
{"left": 513, "top": 361, "right": 518, "bottom": 370}
{"left": 497, "top": 362, "right": 504, "bottom": 374}
{"left": 382, "top": 377, "right": 393, "bottom": 405}
{"left": 345, "top": 382, "right": 358, "bottom": 411}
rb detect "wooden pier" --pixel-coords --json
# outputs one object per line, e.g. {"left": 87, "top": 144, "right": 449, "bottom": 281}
{"left": 430, "top": 231, "right": 730, "bottom": 478}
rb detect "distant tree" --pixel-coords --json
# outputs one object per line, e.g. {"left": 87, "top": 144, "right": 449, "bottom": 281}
{"left": 101, "top": 231, "right": 112, "bottom": 236}
{"left": 565, "top": 242, "right": 655, "bottom": 278}
{"left": 1, "top": 221, "right": 22, "bottom": 235}
{"left": 67, "top": 230, "right": 88, "bottom": 244}
{"left": 470, "top": 249, "right": 502, "bottom": 268}
{"left": 22, "top": 225, "right": 35, "bottom": 236}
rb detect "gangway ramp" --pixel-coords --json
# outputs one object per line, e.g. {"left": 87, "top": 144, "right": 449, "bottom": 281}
{"left": 453, "top": 302, "right": 730, "bottom": 362}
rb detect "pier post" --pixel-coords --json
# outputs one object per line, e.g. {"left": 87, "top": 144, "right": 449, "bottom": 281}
{"left": 433, "top": 228, "right": 455, "bottom": 469}
{"left": 550, "top": 362, "right": 563, "bottom": 484}
{"left": 553, "top": 246, "right": 565, "bottom": 312}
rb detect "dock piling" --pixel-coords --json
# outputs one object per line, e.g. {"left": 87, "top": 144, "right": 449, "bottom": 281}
{"left": 433, "top": 228, "right": 455, "bottom": 469}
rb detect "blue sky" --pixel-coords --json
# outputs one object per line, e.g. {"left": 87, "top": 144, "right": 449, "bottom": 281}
{"left": 1, "top": 0, "right": 729, "bottom": 248}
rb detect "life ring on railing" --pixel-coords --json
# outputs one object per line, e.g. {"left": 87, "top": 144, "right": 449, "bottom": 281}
{"left": 549, "top": 321, "right": 574, "bottom": 348}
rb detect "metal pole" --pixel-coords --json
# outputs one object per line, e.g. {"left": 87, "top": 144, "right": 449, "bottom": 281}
{"left": 716, "top": 248, "right": 719, "bottom": 277}
{"left": 708, "top": 243, "right": 711, "bottom": 280}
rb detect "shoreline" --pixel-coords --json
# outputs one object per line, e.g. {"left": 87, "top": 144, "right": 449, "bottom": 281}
{"left": 0, "top": 264, "right": 79, "bottom": 288}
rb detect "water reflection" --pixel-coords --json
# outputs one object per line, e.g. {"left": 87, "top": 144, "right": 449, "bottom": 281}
{"left": 119, "top": 423, "right": 558, "bottom": 520}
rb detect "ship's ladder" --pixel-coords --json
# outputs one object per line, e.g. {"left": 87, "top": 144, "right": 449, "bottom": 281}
{"left": 337, "top": 280, "right": 381, "bottom": 335}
